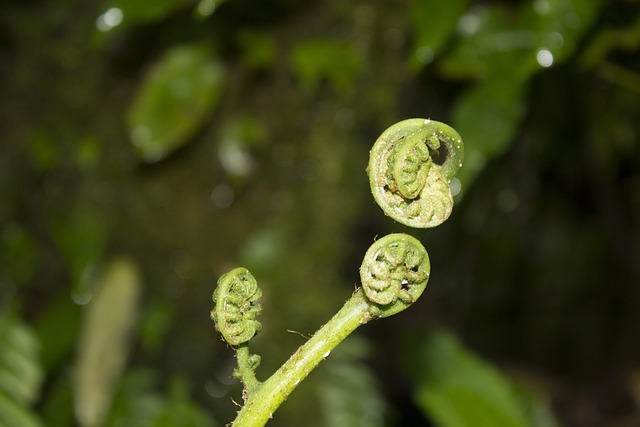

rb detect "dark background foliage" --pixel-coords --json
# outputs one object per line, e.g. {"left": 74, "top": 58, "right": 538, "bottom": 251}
{"left": 1, "top": 0, "right": 639, "bottom": 426}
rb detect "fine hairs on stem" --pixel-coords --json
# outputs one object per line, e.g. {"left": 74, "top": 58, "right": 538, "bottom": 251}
{"left": 211, "top": 118, "right": 464, "bottom": 426}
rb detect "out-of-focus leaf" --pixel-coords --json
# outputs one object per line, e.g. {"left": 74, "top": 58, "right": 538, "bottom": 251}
{"left": 444, "top": 0, "right": 603, "bottom": 192}
{"left": 452, "top": 79, "right": 527, "bottom": 192}
{"left": 409, "top": 0, "right": 470, "bottom": 70}
{"left": 440, "top": 0, "right": 602, "bottom": 79}
{"left": 289, "top": 40, "right": 362, "bottom": 93}
{"left": 74, "top": 258, "right": 142, "bottom": 427}
{"left": 127, "top": 45, "right": 225, "bottom": 163}
{"left": 580, "top": 16, "right": 640, "bottom": 68}
{"left": 522, "top": 0, "right": 602, "bottom": 65}
{"left": 0, "top": 222, "right": 39, "bottom": 285}
{"left": 317, "top": 336, "right": 385, "bottom": 427}
{"left": 0, "top": 314, "right": 44, "bottom": 427}
{"left": 0, "top": 393, "right": 43, "bottom": 427}
{"left": 439, "top": 4, "right": 536, "bottom": 79}
{"left": 34, "top": 295, "right": 82, "bottom": 373}
{"left": 403, "top": 329, "right": 531, "bottom": 427}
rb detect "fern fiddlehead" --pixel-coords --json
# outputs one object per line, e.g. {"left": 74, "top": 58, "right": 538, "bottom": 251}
{"left": 211, "top": 267, "right": 263, "bottom": 396}
{"left": 224, "top": 233, "right": 430, "bottom": 427}
{"left": 213, "top": 118, "right": 463, "bottom": 427}
{"left": 360, "top": 233, "right": 430, "bottom": 318}
{"left": 368, "top": 118, "right": 464, "bottom": 228}
{"left": 211, "top": 267, "right": 262, "bottom": 346}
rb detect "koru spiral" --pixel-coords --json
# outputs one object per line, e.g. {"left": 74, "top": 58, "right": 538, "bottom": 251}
{"left": 368, "top": 118, "right": 464, "bottom": 228}
{"left": 211, "top": 267, "right": 263, "bottom": 346}
{"left": 359, "top": 233, "right": 430, "bottom": 317}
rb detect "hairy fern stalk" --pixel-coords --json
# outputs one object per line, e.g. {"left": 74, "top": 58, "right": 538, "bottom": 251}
{"left": 211, "top": 118, "right": 464, "bottom": 426}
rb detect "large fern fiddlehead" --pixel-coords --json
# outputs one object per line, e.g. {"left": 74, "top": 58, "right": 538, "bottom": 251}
{"left": 368, "top": 118, "right": 464, "bottom": 228}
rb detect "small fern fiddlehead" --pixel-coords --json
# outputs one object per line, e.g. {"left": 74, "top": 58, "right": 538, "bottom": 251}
{"left": 211, "top": 267, "right": 262, "bottom": 346}
{"left": 368, "top": 118, "right": 464, "bottom": 228}
{"left": 360, "top": 233, "right": 430, "bottom": 318}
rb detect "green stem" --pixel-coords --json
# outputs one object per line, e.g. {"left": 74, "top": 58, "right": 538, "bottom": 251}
{"left": 234, "top": 344, "right": 261, "bottom": 397}
{"left": 231, "top": 291, "right": 371, "bottom": 427}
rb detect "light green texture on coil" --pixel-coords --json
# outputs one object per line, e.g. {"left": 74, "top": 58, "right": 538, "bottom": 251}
{"left": 359, "top": 233, "right": 430, "bottom": 318}
{"left": 211, "top": 267, "right": 263, "bottom": 346}
{"left": 368, "top": 119, "right": 464, "bottom": 228}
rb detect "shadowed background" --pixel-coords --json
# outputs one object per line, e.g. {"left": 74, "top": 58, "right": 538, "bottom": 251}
{"left": 0, "top": 0, "right": 639, "bottom": 426}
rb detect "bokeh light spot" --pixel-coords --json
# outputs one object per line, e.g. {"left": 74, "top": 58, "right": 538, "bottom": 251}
{"left": 450, "top": 177, "right": 462, "bottom": 197}
{"left": 197, "top": 0, "right": 217, "bottom": 17}
{"left": 416, "top": 46, "right": 434, "bottom": 65}
{"left": 536, "top": 49, "right": 554, "bottom": 68}
{"left": 211, "top": 184, "right": 234, "bottom": 209}
{"left": 96, "top": 8, "right": 123, "bottom": 32}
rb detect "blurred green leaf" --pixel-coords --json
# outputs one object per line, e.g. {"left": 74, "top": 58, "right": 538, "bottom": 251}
{"left": 523, "top": 0, "right": 602, "bottom": 65}
{"left": 444, "top": 0, "right": 603, "bottom": 192}
{"left": 289, "top": 40, "right": 362, "bottom": 93}
{"left": 580, "top": 16, "right": 640, "bottom": 68}
{"left": 0, "top": 313, "right": 44, "bottom": 427}
{"left": 439, "top": 4, "right": 536, "bottom": 79}
{"left": 452, "top": 79, "right": 527, "bottom": 192}
{"left": 127, "top": 45, "right": 225, "bottom": 163}
{"left": 74, "top": 258, "right": 142, "bottom": 427}
{"left": 409, "top": 0, "right": 470, "bottom": 70}
{"left": 440, "top": 0, "right": 602, "bottom": 79}
{"left": 404, "top": 329, "right": 531, "bottom": 427}
{"left": 0, "top": 393, "right": 43, "bottom": 427}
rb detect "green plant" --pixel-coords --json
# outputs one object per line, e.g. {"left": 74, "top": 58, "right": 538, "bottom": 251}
{"left": 211, "top": 119, "right": 463, "bottom": 426}
{"left": 368, "top": 119, "right": 463, "bottom": 228}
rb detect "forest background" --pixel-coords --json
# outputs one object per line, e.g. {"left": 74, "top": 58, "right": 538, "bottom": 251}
{"left": 1, "top": 0, "right": 639, "bottom": 426}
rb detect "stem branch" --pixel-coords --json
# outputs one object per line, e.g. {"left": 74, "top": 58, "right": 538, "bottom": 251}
{"left": 234, "top": 344, "right": 261, "bottom": 397}
{"left": 231, "top": 291, "right": 370, "bottom": 427}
